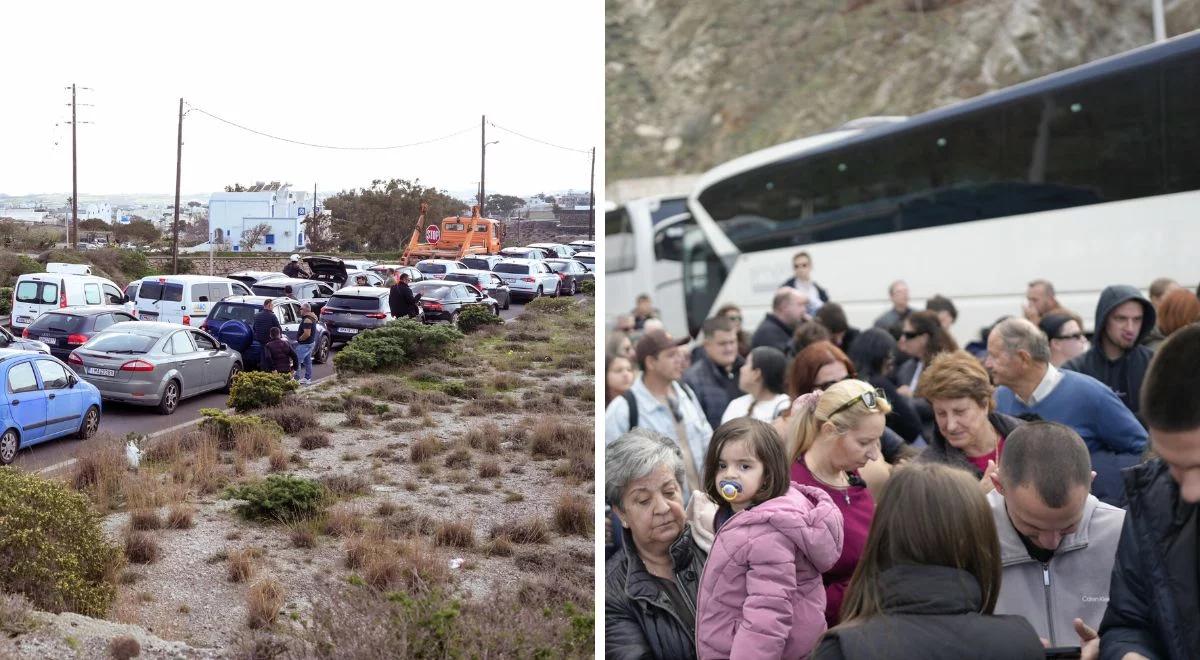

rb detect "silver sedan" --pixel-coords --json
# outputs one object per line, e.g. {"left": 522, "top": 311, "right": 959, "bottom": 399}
{"left": 67, "top": 322, "right": 242, "bottom": 415}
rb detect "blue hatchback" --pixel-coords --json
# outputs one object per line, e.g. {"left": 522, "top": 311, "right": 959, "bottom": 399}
{"left": 0, "top": 348, "right": 103, "bottom": 465}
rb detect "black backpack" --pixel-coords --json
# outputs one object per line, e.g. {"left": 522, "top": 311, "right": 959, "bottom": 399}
{"left": 622, "top": 384, "right": 699, "bottom": 429}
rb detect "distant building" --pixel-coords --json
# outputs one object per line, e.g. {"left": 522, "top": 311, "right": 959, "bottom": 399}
{"left": 207, "top": 182, "right": 310, "bottom": 252}
{"left": 83, "top": 202, "right": 113, "bottom": 221}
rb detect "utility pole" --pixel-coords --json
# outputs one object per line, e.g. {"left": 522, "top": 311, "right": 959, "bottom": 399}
{"left": 479, "top": 115, "right": 486, "bottom": 214}
{"left": 70, "top": 84, "right": 78, "bottom": 247}
{"left": 588, "top": 146, "right": 596, "bottom": 239}
{"left": 1153, "top": 0, "right": 1166, "bottom": 42}
{"left": 171, "top": 98, "right": 183, "bottom": 275}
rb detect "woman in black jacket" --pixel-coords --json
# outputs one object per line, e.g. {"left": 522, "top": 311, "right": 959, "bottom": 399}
{"left": 812, "top": 463, "right": 1043, "bottom": 660}
{"left": 605, "top": 428, "right": 706, "bottom": 659}
{"left": 848, "top": 328, "right": 924, "bottom": 443}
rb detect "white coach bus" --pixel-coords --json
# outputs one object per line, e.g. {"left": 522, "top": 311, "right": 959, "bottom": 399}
{"left": 682, "top": 32, "right": 1200, "bottom": 345}
{"left": 605, "top": 195, "right": 693, "bottom": 336}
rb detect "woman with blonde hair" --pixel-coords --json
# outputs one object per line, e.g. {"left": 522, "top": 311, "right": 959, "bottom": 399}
{"left": 786, "top": 379, "right": 892, "bottom": 626}
{"left": 811, "top": 463, "right": 1042, "bottom": 659}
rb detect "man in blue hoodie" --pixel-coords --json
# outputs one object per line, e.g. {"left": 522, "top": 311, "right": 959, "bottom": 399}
{"left": 1062, "top": 285, "right": 1156, "bottom": 420}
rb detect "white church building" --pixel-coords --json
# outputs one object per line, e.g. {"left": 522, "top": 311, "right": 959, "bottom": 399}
{"left": 206, "top": 182, "right": 310, "bottom": 252}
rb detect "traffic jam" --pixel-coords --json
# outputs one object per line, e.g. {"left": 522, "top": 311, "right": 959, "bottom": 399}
{"left": 0, "top": 220, "right": 594, "bottom": 465}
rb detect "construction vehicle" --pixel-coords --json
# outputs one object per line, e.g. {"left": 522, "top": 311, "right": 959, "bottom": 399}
{"left": 400, "top": 203, "right": 503, "bottom": 266}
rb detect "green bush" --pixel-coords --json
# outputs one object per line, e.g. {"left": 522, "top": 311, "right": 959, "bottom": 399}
{"left": 199, "top": 409, "right": 283, "bottom": 449}
{"left": 223, "top": 474, "right": 326, "bottom": 521}
{"left": 117, "top": 250, "right": 155, "bottom": 281}
{"left": 457, "top": 305, "right": 502, "bottom": 334}
{"left": 579, "top": 280, "right": 595, "bottom": 296}
{"left": 0, "top": 287, "right": 11, "bottom": 316}
{"left": 334, "top": 346, "right": 378, "bottom": 374}
{"left": 335, "top": 319, "right": 463, "bottom": 374}
{"left": 0, "top": 253, "right": 42, "bottom": 288}
{"left": 0, "top": 467, "right": 122, "bottom": 617}
{"left": 525, "top": 297, "right": 575, "bottom": 314}
{"left": 228, "top": 371, "right": 299, "bottom": 412}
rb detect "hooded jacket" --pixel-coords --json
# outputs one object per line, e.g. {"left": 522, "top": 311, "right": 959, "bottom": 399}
{"left": 918, "top": 412, "right": 1023, "bottom": 478}
{"left": 1099, "top": 459, "right": 1200, "bottom": 660}
{"left": 988, "top": 490, "right": 1125, "bottom": 646}
{"left": 606, "top": 524, "right": 708, "bottom": 660}
{"left": 1062, "top": 285, "right": 1156, "bottom": 418}
{"left": 811, "top": 565, "right": 1044, "bottom": 660}
{"left": 683, "top": 351, "right": 745, "bottom": 431}
{"left": 695, "top": 482, "right": 844, "bottom": 660}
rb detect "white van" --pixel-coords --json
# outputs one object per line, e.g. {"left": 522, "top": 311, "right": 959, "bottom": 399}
{"left": 134, "top": 275, "right": 253, "bottom": 326}
{"left": 11, "top": 264, "right": 126, "bottom": 331}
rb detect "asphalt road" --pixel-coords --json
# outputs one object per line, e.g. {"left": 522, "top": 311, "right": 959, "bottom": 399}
{"left": 11, "top": 299, "right": 533, "bottom": 473}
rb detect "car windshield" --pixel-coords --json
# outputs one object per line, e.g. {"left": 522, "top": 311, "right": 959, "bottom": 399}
{"left": 328, "top": 295, "right": 383, "bottom": 311}
{"left": 208, "top": 304, "right": 259, "bottom": 324}
{"left": 443, "top": 274, "right": 479, "bottom": 285}
{"left": 85, "top": 332, "right": 158, "bottom": 354}
{"left": 16, "top": 281, "right": 59, "bottom": 304}
{"left": 28, "top": 313, "right": 88, "bottom": 333}
{"left": 546, "top": 262, "right": 570, "bottom": 273}
{"left": 417, "top": 263, "right": 447, "bottom": 274}
{"left": 461, "top": 258, "right": 489, "bottom": 270}
{"left": 411, "top": 284, "right": 451, "bottom": 299}
{"left": 139, "top": 281, "right": 184, "bottom": 302}
{"left": 252, "top": 284, "right": 291, "bottom": 297}
{"left": 493, "top": 263, "right": 531, "bottom": 274}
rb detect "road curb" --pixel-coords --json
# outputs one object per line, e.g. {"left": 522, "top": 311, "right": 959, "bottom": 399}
{"left": 34, "top": 373, "right": 338, "bottom": 478}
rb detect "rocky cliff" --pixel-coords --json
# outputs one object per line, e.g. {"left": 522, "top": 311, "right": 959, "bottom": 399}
{"left": 606, "top": 0, "right": 1200, "bottom": 180}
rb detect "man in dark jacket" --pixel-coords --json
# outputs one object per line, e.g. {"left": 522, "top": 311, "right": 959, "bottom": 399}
{"left": 1099, "top": 325, "right": 1200, "bottom": 660}
{"left": 682, "top": 316, "right": 744, "bottom": 430}
{"left": 780, "top": 250, "right": 829, "bottom": 315}
{"left": 294, "top": 302, "right": 318, "bottom": 384}
{"left": 1062, "top": 284, "right": 1155, "bottom": 420}
{"left": 282, "top": 254, "right": 304, "bottom": 279}
{"left": 388, "top": 272, "right": 420, "bottom": 319}
{"left": 872, "top": 280, "right": 913, "bottom": 338}
{"left": 252, "top": 299, "right": 281, "bottom": 371}
{"left": 751, "top": 288, "right": 808, "bottom": 354}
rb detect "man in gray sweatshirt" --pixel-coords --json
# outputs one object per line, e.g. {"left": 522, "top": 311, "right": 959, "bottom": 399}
{"left": 987, "top": 421, "right": 1125, "bottom": 652}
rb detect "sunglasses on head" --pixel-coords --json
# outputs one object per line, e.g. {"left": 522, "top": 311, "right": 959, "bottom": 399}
{"left": 900, "top": 330, "right": 927, "bottom": 340}
{"left": 828, "top": 387, "right": 888, "bottom": 419}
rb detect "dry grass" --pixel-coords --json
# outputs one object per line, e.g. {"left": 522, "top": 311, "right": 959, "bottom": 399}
{"left": 234, "top": 426, "right": 280, "bottom": 461}
{"left": 124, "top": 530, "right": 160, "bottom": 564}
{"left": 490, "top": 516, "right": 551, "bottom": 545}
{"left": 478, "top": 460, "right": 502, "bottom": 479}
{"left": 553, "top": 450, "right": 595, "bottom": 482}
{"left": 484, "top": 537, "right": 514, "bottom": 557}
{"left": 257, "top": 404, "right": 318, "bottom": 434}
{"left": 268, "top": 448, "right": 289, "bottom": 473}
{"left": 529, "top": 419, "right": 591, "bottom": 459}
{"left": 321, "top": 473, "right": 370, "bottom": 498}
{"left": 170, "top": 432, "right": 224, "bottom": 495}
{"left": 129, "top": 508, "right": 162, "bottom": 531}
{"left": 299, "top": 429, "right": 331, "bottom": 450}
{"left": 166, "top": 503, "right": 195, "bottom": 529}
{"left": 554, "top": 494, "right": 593, "bottom": 536}
{"left": 71, "top": 436, "right": 128, "bottom": 511}
{"left": 376, "top": 501, "right": 398, "bottom": 516}
{"left": 392, "top": 420, "right": 422, "bottom": 433}
{"left": 443, "top": 447, "right": 472, "bottom": 469}
{"left": 433, "top": 520, "right": 475, "bottom": 548}
{"left": 409, "top": 434, "right": 442, "bottom": 463}
{"left": 344, "top": 535, "right": 369, "bottom": 569}
{"left": 246, "top": 578, "right": 284, "bottom": 630}
{"left": 289, "top": 522, "right": 318, "bottom": 549}
{"left": 322, "top": 505, "right": 366, "bottom": 538}
{"left": 108, "top": 635, "right": 141, "bottom": 660}
{"left": 0, "top": 592, "right": 39, "bottom": 637}
{"left": 561, "top": 380, "right": 594, "bottom": 401}
{"left": 464, "top": 422, "right": 502, "bottom": 452}
{"left": 227, "top": 548, "right": 257, "bottom": 583}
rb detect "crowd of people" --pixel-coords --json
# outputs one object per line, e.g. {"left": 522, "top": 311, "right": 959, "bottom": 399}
{"left": 604, "top": 253, "right": 1200, "bottom": 659}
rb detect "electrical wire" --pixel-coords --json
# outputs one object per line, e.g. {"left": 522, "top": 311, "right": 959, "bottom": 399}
{"left": 185, "top": 103, "right": 475, "bottom": 151}
{"left": 488, "top": 121, "right": 592, "bottom": 155}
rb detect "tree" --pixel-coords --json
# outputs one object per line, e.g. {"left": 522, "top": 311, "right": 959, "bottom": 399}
{"left": 321, "top": 179, "right": 464, "bottom": 252}
{"left": 484, "top": 194, "right": 525, "bottom": 218}
{"left": 240, "top": 223, "right": 272, "bottom": 251}
{"left": 225, "top": 183, "right": 250, "bottom": 192}
{"left": 114, "top": 219, "right": 161, "bottom": 245}
{"left": 79, "top": 218, "right": 111, "bottom": 231}
{"left": 187, "top": 201, "right": 202, "bottom": 208}
{"left": 302, "top": 214, "right": 337, "bottom": 252}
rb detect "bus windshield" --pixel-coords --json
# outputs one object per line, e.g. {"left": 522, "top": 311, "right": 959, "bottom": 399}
{"left": 681, "top": 225, "right": 728, "bottom": 338}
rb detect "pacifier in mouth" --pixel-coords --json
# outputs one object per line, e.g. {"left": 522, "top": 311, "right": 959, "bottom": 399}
{"left": 718, "top": 480, "right": 742, "bottom": 501}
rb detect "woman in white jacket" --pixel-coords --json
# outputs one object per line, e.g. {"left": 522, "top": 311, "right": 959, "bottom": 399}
{"left": 720, "top": 346, "right": 791, "bottom": 426}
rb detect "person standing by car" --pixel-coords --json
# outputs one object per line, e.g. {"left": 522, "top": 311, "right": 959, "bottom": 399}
{"left": 263, "top": 327, "right": 298, "bottom": 375}
{"left": 252, "top": 299, "right": 281, "bottom": 371}
{"left": 294, "top": 302, "right": 318, "bottom": 385}
{"left": 283, "top": 254, "right": 304, "bottom": 279}
{"left": 389, "top": 272, "right": 420, "bottom": 319}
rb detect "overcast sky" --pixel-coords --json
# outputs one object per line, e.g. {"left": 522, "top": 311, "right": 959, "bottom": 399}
{"left": 1, "top": 1, "right": 601, "bottom": 199}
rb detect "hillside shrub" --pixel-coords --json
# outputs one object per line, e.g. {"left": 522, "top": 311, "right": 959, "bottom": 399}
{"left": 335, "top": 319, "right": 463, "bottom": 375}
{"left": 579, "top": 280, "right": 595, "bottom": 296}
{"left": 0, "top": 467, "right": 122, "bottom": 617}
{"left": 333, "top": 346, "right": 379, "bottom": 375}
{"left": 228, "top": 371, "right": 299, "bottom": 412}
{"left": 0, "top": 287, "right": 11, "bottom": 316}
{"left": 0, "top": 253, "right": 42, "bottom": 288}
{"left": 524, "top": 297, "right": 574, "bottom": 314}
{"left": 223, "top": 474, "right": 327, "bottom": 522}
{"left": 457, "top": 305, "right": 502, "bottom": 334}
{"left": 117, "top": 249, "right": 155, "bottom": 281}
{"left": 199, "top": 409, "right": 283, "bottom": 450}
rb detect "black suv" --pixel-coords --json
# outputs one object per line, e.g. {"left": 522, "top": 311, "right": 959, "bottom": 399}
{"left": 410, "top": 280, "right": 499, "bottom": 324}
{"left": 320, "top": 287, "right": 416, "bottom": 345}
{"left": 23, "top": 306, "right": 138, "bottom": 361}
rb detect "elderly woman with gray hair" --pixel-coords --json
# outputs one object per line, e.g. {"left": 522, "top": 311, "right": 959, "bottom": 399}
{"left": 606, "top": 428, "right": 707, "bottom": 659}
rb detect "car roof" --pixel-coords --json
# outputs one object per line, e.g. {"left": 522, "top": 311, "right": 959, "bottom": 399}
{"left": 331, "top": 286, "right": 388, "bottom": 296}
{"left": 229, "top": 270, "right": 282, "bottom": 277}
{"left": 527, "top": 243, "right": 566, "bottom": 248}
{"left": 544, "top": 258, "right": 579, "bottom": 264}
{"left": 0, "top": 348, "right": 38, "bottom": 364}
{"left": 137, "top": 274, "right": 239, "bottom": 283}
{"left": 574, "top": 251, "right": 595, "bottom": 257}
{"left": 497, "top": 258, "right": 539, "bottom": 265}
{"left": 48, "top": 305, "right": 131, "bottom": 316}
{"left": 106, "top": 321, "right": 199, "bottom": 336}
{"left": 18, "top": 272, "right": 115, "bottom": 283}
{"left": 251, "top": 277, "right": 312, "bottom": 286}
{"left": 417, "top": 259, "right": 461, "bottom": 265}
{"left": 446, "top": 270, "right": 492, "bottom": 278}
{"left": 215, "top": 295, "right": 298, "bottom": 306}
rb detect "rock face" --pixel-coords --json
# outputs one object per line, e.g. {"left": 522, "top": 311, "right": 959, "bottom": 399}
{"left": 606, "top": 0, "right": 1200, "bottom": 181}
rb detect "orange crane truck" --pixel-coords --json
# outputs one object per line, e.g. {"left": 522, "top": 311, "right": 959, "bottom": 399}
{"left": 400, "top": 203, "right": 504, "bottom": 266}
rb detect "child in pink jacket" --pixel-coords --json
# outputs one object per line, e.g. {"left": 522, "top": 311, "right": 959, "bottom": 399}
{"left": 695, "top": 418, "right": 844, "bottom": 660}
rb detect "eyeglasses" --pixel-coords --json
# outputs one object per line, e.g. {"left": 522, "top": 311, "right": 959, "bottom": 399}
{"left": 828, "top": 387, "right": 888, "bottom": 418}
{"left": 1054, "top": 333, "right": 1085, "bottom": 341}
{"left": 900, "top": 330, "right": 927, "bottom": 340}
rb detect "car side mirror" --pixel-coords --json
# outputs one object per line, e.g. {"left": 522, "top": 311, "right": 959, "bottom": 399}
{"left": 220, "top": 343, "right": 229, "bottom": 351}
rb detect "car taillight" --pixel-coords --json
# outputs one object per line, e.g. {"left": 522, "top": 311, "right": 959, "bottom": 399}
{"left": 182, "top": 315, "right": 191, "bottom": 326}
{"left": 119, "top": 359, "right": 155, "bottom": 372}
{"left": 131, "top": 308, "right": 139, "bottom": 318}
{"left": 365, "top": 313, "right": 387, "bottom": 319}
{"left": 320, "top": 308, "right": 332, "bottom": 315}
{"left": 21, "top": 328, "right": 29, "bottom": 338}
{"left": 67, "top": 334, "right": 88, "bottom": 345}
{"left": 59, "top": 284, "right": 67, "bottom": 308}
{"left": 521, "top": 277, "right": 536, "bottom": 283}
{"left": 556, "top": 273, "right": 567, "bottom": 280}
{"left": 424, "top": 301, "right": 443, "bottom": 311}
{"left": 68, "top": 352, "right": 83, "bottom": 365}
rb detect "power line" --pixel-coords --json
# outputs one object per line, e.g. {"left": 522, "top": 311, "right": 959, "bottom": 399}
{"left": 488, "top": 121, "right": 591, "bottom": 155}
{"left": 185, "top": 103, "right": 476, "bottom": 151}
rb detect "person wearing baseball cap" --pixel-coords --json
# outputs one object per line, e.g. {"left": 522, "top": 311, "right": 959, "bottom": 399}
{"left": 606, "top": 329, "right": 713, "bottom": 493}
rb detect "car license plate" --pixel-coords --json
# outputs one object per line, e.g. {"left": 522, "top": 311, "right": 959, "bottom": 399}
{"left": 15, "top": 316, "right": 31, "bottom": 324}
{"left": 86, "top": 367, "right": 116, "bottom": 377}
{"left": 341, "top": 328, "right": 359, "bottom": 335}
{"left": 38, "top": 336, "right": 58, "bottom": 345}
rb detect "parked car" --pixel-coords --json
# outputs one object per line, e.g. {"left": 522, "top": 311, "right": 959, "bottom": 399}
{"left": 249, "top": 278, "right": 337, "bottom": 313}
{"left": 344, "top": 270, "right": 387, "bottom": 289}
{"left": 0, "top": 349, "right": 103, "bottom": 464}
{"left": 572, "top": 251, "right": 595, "bottom": 269}
{"left": 368, "top": 264, "right": 425, "bottom": 283}
{"left": 460, "top": 255, "right": 505, "bottom": 272}
{"left": 415, "top": 259, "right": 469, "bottom": 278}
{"left": 132, "top": 275, "right": 253, "bottom": 326}
{"left": 568, "top": 240, "right": 595, "bottom": 251}
{"left": 22, "top": 306, "right": 138, "bottom": 361}
{"left": 544, "top": 259, "right": 594, "bottom": 296}
{"left": 68, "top": 322, "right": 242, "bottom": 415}
{"left": 491, "top": 258, "right": 561, "bottom": 301}
{"left": 341, "top": 259, "right": 379, "bottom": 273}
{"left": 527, "top": 243, "right": 575, "bottom": 259}
{"left": 227, "top": 271, "right": 287, "bottom": 287}
{"left": 320, "top": 287, "right": 408, "bottom": 345}
{"left": 410, "top": 280, "right": 500, "bottom": 323}
{"left": 11, "top": 263, "right": 126, "bottom": 331}
{"left": 444, "top": 270, "right": 512, "bottom": 309}
{"left": 0, "top": 325, "right": 50, "bottom": 355}
{"left": 303, "top": 256, "right": 387, "bottom": 290}
{"left": 497, "top": 247, "right": 545, "bottom": 261}
{"left": 201, "top": 296, "right": 332, "bottom": 367}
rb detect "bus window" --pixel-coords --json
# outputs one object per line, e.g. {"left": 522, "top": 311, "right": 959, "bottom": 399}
{"left": 605, "top": 207, "right": 635, "bottom": 272}
{"left": 653, "top": 215, "right": 694, "bottom": 263}
{"left": 681, "top": 225, "right": 728, "bottom": 338}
